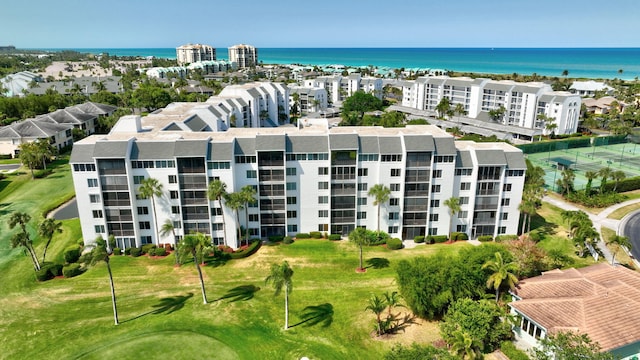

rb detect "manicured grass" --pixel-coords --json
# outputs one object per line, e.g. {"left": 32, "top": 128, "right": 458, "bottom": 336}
{"left": 601, "top": 227, "right": 635, "bottom": 268}
{"left": 607, "top": 202, "right": 640, "bottom": 220}
{"left": 0, "top": 158, "right": 21, "bottom": 164}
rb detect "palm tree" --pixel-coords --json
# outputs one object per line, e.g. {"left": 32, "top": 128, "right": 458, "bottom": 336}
{"left": 518, "top": 197, "right": 537, "bottom": 235}
{"left": 239, "top": 185, "right": 257, "bottom": 244}
{"left": 137, "top": 178, "right": 164, "bottom": 242}
{"left": 599, "top": 167, "right": 613, "bottom": 193}
{"left": 34, "top": 138, "right": 55, "bottom": 170}
{"left": 9, "top": 212, "right": 40, "bottom": 271}
{"left": 612, "top": 170, "right": 626, "bottom": 192}
{"left": 265, "top": 261, "right": 294, "bottom": 330}
{"left": 585, "top": 170, "right": 598, "bottom": 194}
{"left": 207, "top": 180, "right": 228, "bottom": 247}
{"left": 348, "top": 227, "right": 370, "bottom": 271}
{"left": 368, "top": 184, "right": 391, "bottom": 236}
{"left": 365, "top": 294, "right": 386, "bottom": 336}
{"left": 453, "top": 103, "right": 467, "bottom": 118}
{"left": 383, "top": 291, "right": 404, "bottom": 318}
{"left": 449, "top": 330, "right": 483, "bottom": 360}
{"left": 435, "top": 97, "right": 451, "bottom": 119}
{"left": 38, "top": 218, "right": 62, "bottom": 263}
{"left": 482, "top": 252, "right": 519, "bottom": 302}
{"left": 84, "top": 237, "right": 119, "bottom": 325}
{"left": 179, "top": 233, "right": 209, "bottom": 304}
{"left": 18, "top": 142, "right": 41, "bottom": 179}
{"left": 556, "top": 168, "right": 575, "bottom": 195}
{"left": 607, "top": 235, "right": 632, "bottom": 265}
{"left": 160, "top": 219, "right": 178, "bottom": 265}
{"left": 225, "top": 192, "right": 244, "bottom": 247}
{"left": 444, "top": 197, "right": 461, "bottom": 241}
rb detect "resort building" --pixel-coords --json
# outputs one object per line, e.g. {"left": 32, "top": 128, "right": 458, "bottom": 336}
{"left": 570, "top": 80, "right": 615, "bottom": 97}
{"left": 176, "top": 44, "right": 216, "bottom": 65}
{"left": 400, "top": 76, "right": 581, "bottom": 136}
{"left": 70, "top": 97, "right": 525, "bottom": 250}
{"left": 288, "top": 85, "right": 328, "bottom": 114}
{"left": 228, "top": 44, "right": 258, "bottom": 69}
{"left": 305, "top": 74, "right": 383, "bottom": 103}
{"left": 145, "top": 61, "right": 234, "bottom": 79}
{"left": 510, "top": 263, "right": 640, "bottom": 359}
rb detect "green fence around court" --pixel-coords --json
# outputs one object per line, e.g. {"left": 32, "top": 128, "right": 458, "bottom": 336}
{"left": 517, "top": 135, "right": 628, "bottom": 154}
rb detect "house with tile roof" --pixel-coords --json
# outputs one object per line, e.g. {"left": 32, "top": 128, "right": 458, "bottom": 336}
{"left": 509, "top": 263, "right": 640, "bottom": 359}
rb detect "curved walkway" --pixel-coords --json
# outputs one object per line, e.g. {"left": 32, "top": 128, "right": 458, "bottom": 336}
{"left": 543, "top": 195, "right": 640, "bottom": 266}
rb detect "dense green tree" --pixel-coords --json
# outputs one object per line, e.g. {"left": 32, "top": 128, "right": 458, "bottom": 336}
{"left": 531, "top": 331, "right": 614, "bottom": 360}
{"left": 265, "top": 261, "right": 294, "bottom": 330}
{"left": 38, "top": 218, "right": 62, "bottom": 264}
{"left": 179, "top": 233, "right": 210, "bottom": 304}
{"left": 349, "top": 227, "right": 370, "bottom": 271}
{"left": 612, "top": 170, "right": 626, "bottom": 192}
{"left": 341, "top": 91, "right": 383, "bottom": 120}
{"left": 556, "top": 168, "right": 575, "bottom": 195}
{"left": 482, "top": 252, "right": 519, "bottom": 302}
{"left": 488, "top": 106, "right": 506, "bottom": 122}
{"left": 598, "top": 167, "right": 613, "bottom": 193}
{"left": 83, "top": 237, "right": 119, "bottom": 325}
{"left": 585, "top": 170, "right": 598, "bottom": 194}
{"left": 449, "top": 330, "right": 483, "bottom": 360}
{"left": 18, "top": 142, "right": 41, "bottom": 179}
{"left": 34, "top": 138, "right": 55, "bottom": 170}
{"left": 132, "top": 81, "right": 172, "bottom": 112}
{"left": 435, "top": 97, "right": 451, "bottom": 119}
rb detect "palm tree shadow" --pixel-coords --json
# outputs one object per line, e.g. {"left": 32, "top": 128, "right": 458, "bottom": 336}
{"left": 291, "top": 303, "right": 334, "bottom": 328}
{"left": 366, "top": 257, "right": 390, "bottom": 269}
{"left": 214, "top": 285, "right": 260, "bottom": 302}
{"left": 122, "top": 293, "right": 194, "bottom": 323}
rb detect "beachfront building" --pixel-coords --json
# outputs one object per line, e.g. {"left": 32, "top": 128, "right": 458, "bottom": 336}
{"left": 176, "top": 44, "right": 216, "bottom": 65}
{"left": 70, "top": 107, "right": 525, "bottom": 250}
{"left": 145, "top": 61, "right": 234, "bottom": 79}
{"left": 305, "top": 74, "right": 383, "bottom": 103}
{"left": 401, "top": 76, "right": 581, "bottom": 136}
{"left": 570, "top": 80, "right": 615, "bottom": 97}
{"left": 288, "top": 85, "right": 328, "bottom": 114}
{"left": 228, "top": 44, "right": 258, "bottom": 69}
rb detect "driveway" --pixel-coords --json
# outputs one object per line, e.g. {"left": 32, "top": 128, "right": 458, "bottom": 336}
{"left": 0, "top": 164, "right": 20, "bottom": 172}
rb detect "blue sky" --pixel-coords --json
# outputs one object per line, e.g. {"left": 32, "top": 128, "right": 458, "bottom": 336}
{"left": 3, "top": 0, "right": 639, "bottom": 48}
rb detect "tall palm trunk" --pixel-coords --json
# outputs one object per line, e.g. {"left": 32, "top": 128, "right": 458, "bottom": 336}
{"left": 42, "top": 237, "right": 53, "bottom": 264}
{"left": 495, "top": 288, "right": 500, "bottom": 302}
{"left": 193, "top": 251, "right": 207, "bottom": 304}
{"left": 172, "top": 228, "right": 179, "bottom": 265}
{"left": 527, "top": 213, "right": 532, "bottom": 234}
{"left": 151, "top": 197, "right": 159, "bottom": 244}
{"left": 27, "top": 244, "right": 41, "bottom": 271}
{"left": 284, "top": 285, "right": 289, "bottom": 330}
{"left": 106, "top": 259, "right": 119, "bottom": 325}
{"left": 235, "top": 211, "right": 242, "bottom": 247}
{"left": 520, "top": 213, "right": 527, "bottom": 235}
{"left": 244, "top": 206, "right": 250, "bottom": 244}
{"left": 218, "top": 196, "right": 227, "bottom": 247}
{"left": 359, "top": 245, "right": 364, "bottom": 270}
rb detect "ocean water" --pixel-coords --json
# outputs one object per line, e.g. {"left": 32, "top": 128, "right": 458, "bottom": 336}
{"left": 35, "top": 48, "right": 640, "bottom": 80}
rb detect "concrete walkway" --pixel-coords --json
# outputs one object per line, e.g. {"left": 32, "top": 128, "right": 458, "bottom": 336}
{"left": 543, "top": 195, "right": 640, "bottom": 265}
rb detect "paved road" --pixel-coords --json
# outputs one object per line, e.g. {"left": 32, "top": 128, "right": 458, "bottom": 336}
{"left": 622, "top": 212, "right": 640, "bottom": 261}
{"left": 0, "top": 164, "right": 20, "bottom": 172}
{"left": 50, "top": 198, "right": 78, "bottom": 220}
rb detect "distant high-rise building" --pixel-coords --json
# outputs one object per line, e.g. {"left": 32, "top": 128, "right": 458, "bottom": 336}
{"left": 176, "top": 44, "right": 216, "bottom": 65}
{"left": 228, "top": 44, "right": 258, "bottom": 68}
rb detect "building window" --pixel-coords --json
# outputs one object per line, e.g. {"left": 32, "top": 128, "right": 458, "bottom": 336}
{"left": 318, "top": 167, "right": 328, "bottom": 175}
{"left": 286, "top": 182, "right": 296, "bottom": 191}
{"left": 211, "top": 223, "right": 223, "bottom": 231}
{"left": 137, "top": 207, "right": 149, "bottom": 215}
{"left": 434, "top": 155, "right": 454, "bottom": 163}
{"left": 357, "top": 211, "right": 367, "bottom": 219}
{"left": 141, "top": 236, "right": 152, "bottom": 244}
{"left": 318, "top": 210, "right": 328, "bottom": 217}
{"left": 428, "top": 228, "right": 438, "bottom": 235}
{"left": 388, "top": 212, "right": 399, "bottom": 220}
{"left": 390, "top": 169, "right": 401, "bottom": 177}
{"left": 247, "top": 170, "right": 257, "bottom": 178}
{"left": 92, "top": 210, "right": 103, "bottom": 218}
{"left": 171, "top": 206, "right": 180, "bottom": 214}
{"left": 429, "top": 214, "right": 439, "bottom": 222}
{"left": 246, "top": 214, "right": 257, "bottom": 222}
{"left": 430, "top": 200, "right": 440, "bottom": 207}
{"left": 358, "top": 183, "right": 368, "bottom": 191}
{"left": 357, "top": 197, "right": 367, "bottom": 206}
{"left": 318, "top": 224, "right": 328, "bottom": 231}
{"left": 431, "top": 185, "right": 441, "bottom": 193}
{"left": 318, "top": 182, "right": 329, "bottom": 190}
{"left": 501, "top": 212, "right": 508, "bottom": 220}
{"left": 87, "top": 178, "right": 98, "bottom": 187}
{"left": 458, "top": 211, "right": 468, "bottom": 218}
{"left": 460, "top": 182, "right": 471, "bottom": 191}
{"left": 389, "top": 198, "right": 399, "bottom": 206}
{"left": 507, "top": 170, "right": 524, "bottom": 177}
{"left": 381, "top": 154, "right": 402, "bottom": 162}
{"left": 501, "top": 198, "right": 510, "bottom": 206}
{"left": 139, "top": 221, "right": 151, "bottom": 230}
{"left": 503, "top": 183, "right": 512, "bottom": 192}
{"left": 456, "top": 169, "right": 473, "bottom": 176}
{"left": 286, "top": 167, "right": 296, "bottom": 176}
{"left": 318, "top": 196, "right": 328, "bottom": 204}
{"left": 388, "top": 226, "right": 398, "bottom": 233}
{"left": 94, "top": 225, "right": 105, "bottom": 233}
{"left": 390, "top": 184, "right": 400, "bottom": 191}
{"left": 168, "top": 175, "right": 177, "bottom": 184}
{"left": 498, "top": 226, "right": 507, "bottom": 234}
{"left": 456, "top": 225, "right": 467, "bottom": 232}
{"left": 208, "top": 161, "right": 231, "bottom": 169}
{"left": 89, "top": 194, "right": 100, "bottom": 203}
{"left": 287, "top": 211, "right": 297, "bottom": 218}
{"left": 286, "top": 196, "right": 297, "bottom": 205}
{"left": 432, "top": 169, "right": 442, "bottom": 178}
{"left": 460, "top": 197, "right": 469, "bottom": 205}
{"left": 288, "top": 224, "right": 298, "bottom": 232}
{"left": 358, "top": 168, "right": 368, "bottom": 177}
{"left": 211, "top": 207, "right": 222, "bottom": 216}
{"left": 173, "top": 221, "right": 182, "bottom": 229}
{"left": 234, "top": 156, "right": 256, "bottom": 163}
{"left": 170, "top": 191, "right": 179, "bottom": 199}
{"left": 133, "top": 175, "right": 145, "bottom": 185}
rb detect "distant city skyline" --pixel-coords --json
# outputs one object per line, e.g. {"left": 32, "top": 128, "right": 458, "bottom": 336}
{"left": 4, "top": 0, "right": 639, "bottom": 48}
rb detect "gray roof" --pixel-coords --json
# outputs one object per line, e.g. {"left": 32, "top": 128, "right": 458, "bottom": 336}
{"left": 69, "top": 143, "right": 96, "bottom": 163}
{"left": 38, "top": 109, "right": 95, "bottom": 125}
{"left": 329, "top": 134, "right": 358, "bottom": 150}
{"left": 94, "top": 141, "right": 129, "bottom": 158}
{"left": 403, "top": 135, "right": 434, "bottom": 152}
{"left": 358, "top": 136, "right": 379, "bottom": 153}
{"left": 455, "top": 150, "right": 473, "bottom": 168}
{"left": 70, "top": 102, "right": 118, "bottom": 115}
{"left": 131, "top": 141, "right": 176, "bottom": 160}
{"left": 255, "top": 134, "right": 285, "bottom": 151}
{"left": 210, "top": 142, "right": 234, "bottom": 161}
{"left": 433, "top": 137, "right": 457, "bottom": 155}
{"left": 287, "top": 135, "right": 328, "bottom": 153}
{"left": 184, "top": 114, "right": 208, "bottom": 131}
{"left": 235, "top": 137, "right": 256, "bottom": 155}
{"left": 475, "top": 149, "right": 507, "bottom": 166}
{"left": 174, "top": 140, "right": 209, "bottom": 157}
{"left": 0, "top": 119, "right": 70, "bottom": 139}
{"left": 378, "top": 136, "right": 402, "bottom": 154}
{"left": 505, "top": 151, "right": 527, "bottom": 170}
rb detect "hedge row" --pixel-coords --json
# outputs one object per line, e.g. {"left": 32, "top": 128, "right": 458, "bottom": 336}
{"left": 36, "top": 262, "right": 64, "bottom": 281}
{"left": 516, "top": 135, "right": 627, "bottom": 154}
{"left": 63, "top": 245, "right": 81, "bottom": 263}
{"left": 450, "top": 232, "right": 469, "bottom": 241}
{"left": 63, "top": 263, "right": 84, "bottom": 278}
{"left": 229, "top": 240, "right": 261, "bottom": 259}
{"left": 477, "top": 235, "right": 493, "bottom": 242}
{"left": 602, "top": 175, "right": 640, "bottom": 193}
{"left": 427, "top": 235, "right": 448, "bottom": 244}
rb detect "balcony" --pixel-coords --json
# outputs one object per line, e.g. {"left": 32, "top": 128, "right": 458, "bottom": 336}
{"left": 403, "top": 218, "right": 426, "bottom": 226}
{"left": 405, "top": 190, "right": 429, "bottom": 197}
{"left": 331, "top": 217, "right": 355, "bottom": 224}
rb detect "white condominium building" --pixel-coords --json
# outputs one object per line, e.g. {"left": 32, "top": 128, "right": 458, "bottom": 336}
{"left": 71, "top": 108, "right": 525, "bottom": 250}
{"left": 228, "top": 44, "right": 258, "bottom": 69}
{"left": 176, "top": 44, "right": 216, "bottom": 65}
{"left": 305, "top": 74, "right": 383, "bottom": 103}
{"left": 288, "top": 85, "right": 328, "bottom": 113}
{"left": 401, "top": 76, "right": 581, "bottom": 135}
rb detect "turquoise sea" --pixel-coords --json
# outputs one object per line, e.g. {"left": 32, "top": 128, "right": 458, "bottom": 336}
{"left": 36, "top": 48, "right": 640, "bottom": 80}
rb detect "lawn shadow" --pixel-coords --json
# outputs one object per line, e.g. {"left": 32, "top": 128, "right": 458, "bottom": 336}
{"left": 214, "top": 284, "right": 260, "bottom": 302}
{"left": 528, "top": 212, "right": 557, "bottom": 237}
{"left": 0, "top": 202, "right": 11, "bottom": 216}
{"left": 365, "top": 257, "right": 390, "bottom": 269}
{"left": 122, "top": 293, "right": 194, "bottom": 323}
{"left": 205, "top": 253, "right": 230, "bottom": 268}
{"left": 387, "top": 312, "right": 419, "bottom": 334}
{"left": 0, "top": 180, "right": 10, "bottom": 194}
{"left": 291, "top": 303, "right": 334, "bottom": 328}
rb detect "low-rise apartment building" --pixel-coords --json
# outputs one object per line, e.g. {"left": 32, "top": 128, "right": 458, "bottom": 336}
{"left": 305, "top": 74, "right": 383, "bottom": 103}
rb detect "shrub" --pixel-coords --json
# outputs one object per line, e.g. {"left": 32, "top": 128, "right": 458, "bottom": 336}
{"left": 130, "top": 247, "right": 143, "bottom": 257}
{"left": 63, "top": 245, "right": 81, "bottom": 263}
{"left": 63, "top": 263, "right": 84, "bottom": 278}
{"left": 367, "top": 230, "right": 391, "bottom": 245}
{"left": 566, "top": 190, "right": 627, "bottom": 207}
{"left": 450, "top": 232, "right": 468, "bottom": 241}
{"left": 42, "top": 262, "right": 63, "bottom": 277}
{"left": 323, "top": 232, "right": 329, "bottom": 239}
{"left": 229, "top": 240, "right": 261, "bottom": 259}
{"left": 36, "top": 267, "right": 55, "bottom": 281}
{"left": 309, "top": 231, "right": 323, "bottom": 239}
{"left": 413, "top": 236, "right": 425, "bottom": 243}
{"left": 34, "top": 169, "right": 53, "bottom": 178}
{"left": 112, "top": 247, "right": 121, "bottom": 255}
{"left": 387, "top": 238, "right": 403, "bottom": 250}
{"left": 500, "top": 341, "right": 529, "bottom": 360}
{"left": 148, "top": 248, "right": 156, "bottom": 256}
{"left": 154, "top": 248, "right": 167, "bottom": 256}
{"left": 428, "top": 235, "right": 448, "bottom": 243}
{"left": 124, "top": 247, "right": 131, "bottom": 255}
{"left": 283, "top": 236, "right": 294, "bottom": 244}
{"left": 328, "top": 234, "right": 342, "bottom": 241}
{"left": 494, "top": 234, "right": 518, "bottom": 242}
{"left": 268, "top": 235, "right": 284, "bottom": 243}
{"left": 141, "top": 243, "right": 156, "bottom": 254}
{"left": 295, "top": 233, "right": 310, "bottom": 239}
{"left": 477, "top": 235, "right": 493, "bottom": 242}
